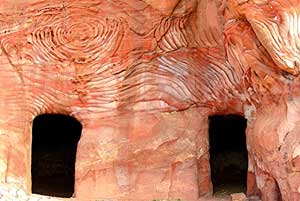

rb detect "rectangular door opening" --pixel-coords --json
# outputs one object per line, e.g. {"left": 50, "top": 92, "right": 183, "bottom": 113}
{"left": 31, "top": 114, "right": 82, "bottom": 198}
{"left": 209, "top": 114, "right": 248, "bottom": 195}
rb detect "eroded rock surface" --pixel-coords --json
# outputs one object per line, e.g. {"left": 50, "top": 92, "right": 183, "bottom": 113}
{"left": 0, "top": 0, "right": 300, "bottom": 200}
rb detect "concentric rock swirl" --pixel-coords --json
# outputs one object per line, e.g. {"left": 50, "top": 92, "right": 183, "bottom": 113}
{"left": 28, "top": 10, "right": 123, "bottom": 65}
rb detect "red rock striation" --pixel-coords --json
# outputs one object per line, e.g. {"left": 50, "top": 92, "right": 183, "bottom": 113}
{"left": 0, "top": 0, "right": 300, "bottom": 200}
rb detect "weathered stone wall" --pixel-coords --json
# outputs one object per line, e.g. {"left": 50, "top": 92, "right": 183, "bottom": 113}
{"left": 1, "top": 0, "right": 300, "bottom": 200}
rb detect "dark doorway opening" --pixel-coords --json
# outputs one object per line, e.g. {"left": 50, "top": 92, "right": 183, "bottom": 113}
{"left": 31, "top": 114, "right": 82, "bottom": 198}
{"left": 209, "top": 115, "right": 248, "bottom": 195}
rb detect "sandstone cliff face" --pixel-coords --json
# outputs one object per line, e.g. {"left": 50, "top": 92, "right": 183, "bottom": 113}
{"left": 0, "top": 0, "right": 300, "bottom": 200}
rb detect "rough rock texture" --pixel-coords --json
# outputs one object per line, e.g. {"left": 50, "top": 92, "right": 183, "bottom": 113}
{"left": 0, "top": 0, "right": 300, "bottom": 200}
{"left": 231, "top": 193, "right": 246, "bottom": 201}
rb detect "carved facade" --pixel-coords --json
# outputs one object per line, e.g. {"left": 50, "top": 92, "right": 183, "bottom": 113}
{"left": 0, "top": 0, "right": 300, "bottom": 200}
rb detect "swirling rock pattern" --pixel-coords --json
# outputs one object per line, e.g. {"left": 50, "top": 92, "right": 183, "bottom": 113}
{"left": 0, "top": 0, "right": 300, "bottom": 200}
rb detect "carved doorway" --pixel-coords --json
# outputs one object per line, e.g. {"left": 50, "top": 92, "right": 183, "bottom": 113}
{"left": 209, "top": 115, "right": 248, "bottom": 195}
{"left": 31, "top": 114, "right": 82, "bottom": 198}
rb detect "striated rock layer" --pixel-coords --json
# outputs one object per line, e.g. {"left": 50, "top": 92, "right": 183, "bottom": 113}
{"left": 0, "top": 0, "right": 300, "bottom": 200}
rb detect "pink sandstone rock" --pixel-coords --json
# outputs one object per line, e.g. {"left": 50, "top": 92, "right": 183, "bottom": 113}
{"left": 230, "top": 193, "right": 246, "bottom": 201}
{"left": 0, "top": 0, "right": 300, "bottom": 200}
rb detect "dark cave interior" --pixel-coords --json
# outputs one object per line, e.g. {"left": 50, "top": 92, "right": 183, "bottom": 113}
{"left": 31, "top": 114, "right": 82, "bottom": 198}
{"left": 209, "top": 114, "right": 248, "bottom": 195}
